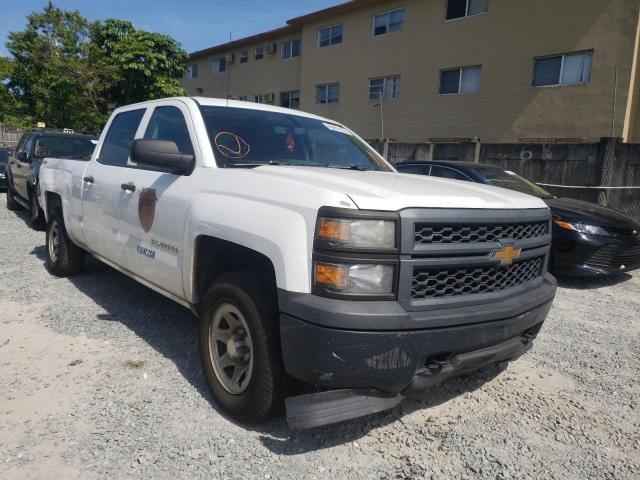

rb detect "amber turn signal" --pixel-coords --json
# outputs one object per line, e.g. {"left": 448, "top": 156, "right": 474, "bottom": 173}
{"left": 553, "top": 219, "right": 576, "bottom": 231}
{"left": 314, "top": 262, "right": 348, "bottom": 288}
{"left": 317, "top": 218, "right": 350, "bottom": 242}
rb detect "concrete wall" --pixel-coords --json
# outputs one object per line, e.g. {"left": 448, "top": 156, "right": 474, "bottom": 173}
{"left": 379, "top": 138, "right": 640, "bottom": 223}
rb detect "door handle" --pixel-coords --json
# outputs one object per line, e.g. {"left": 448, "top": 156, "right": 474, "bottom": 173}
{"left": 121, "top": 182, "right": 136, "bottom": 193}
{"left": 83, "top": 175, "right": 94, "bottom": 184}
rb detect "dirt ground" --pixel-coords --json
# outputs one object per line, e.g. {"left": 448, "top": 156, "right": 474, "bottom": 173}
{"left": 1, "top": 206, "right": 639, "bottom": 480}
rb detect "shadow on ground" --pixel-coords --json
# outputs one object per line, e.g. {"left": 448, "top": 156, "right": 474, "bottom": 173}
{"left": 43, "top": 251, "right": 509, "bottom": 452}
{"left": 556, "top": 273, "right": 632, "bottom": 290}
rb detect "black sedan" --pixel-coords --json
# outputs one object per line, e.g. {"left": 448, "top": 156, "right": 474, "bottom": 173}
{"left": 396, "top": 160, "right": 640, "bottom": 277}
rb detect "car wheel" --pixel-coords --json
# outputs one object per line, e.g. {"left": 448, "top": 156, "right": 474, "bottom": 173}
{"left": 29, "top": 189, "right": 46, "bottom": 231}
{"left": 6, "top": 180, "right": 20, "bottom": 211}
{"left": 200, "top": 271, "right": 286, "bottom": 422}
{"left": 45, "top": 208, "right": 84, "bottom": 276}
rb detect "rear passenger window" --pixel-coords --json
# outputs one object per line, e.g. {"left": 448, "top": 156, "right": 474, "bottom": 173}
{"left": 144, "top": 106, "right": 194, "bottom": 155}
{"left": 430, "top": 166, "right": 471, "bottom": 182}
{"left": 99, "top": 109, "right": 145, "bottom": 167}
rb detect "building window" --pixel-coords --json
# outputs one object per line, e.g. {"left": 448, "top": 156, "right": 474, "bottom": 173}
{"left": 240, "top": 51, "right": 248, "bottom": 64}
{"left": 319, "top": 24, "right": 343, "bottom": 47}
{"left": 187, "top": 64, "right": 198, "bottom": 79}
{"left": 254, "top": 94, "right": 263, "bottom": 103}
{"left": 255, "top": 47, "right": 264, "bottom": 60}
{"left": 282, "top": 40, "right": 301, "bottom": 59}
{"left": 213, "top": 57, "right": 226, "bottom": 73}
{"left": 280, "top": 90, "right": 300, "bottom": 109}
{"left": 533, "top": 51, "right": 593, "bottom": 87}
{"left": 446, "top": 0, "right": 488, "bottom": 20}
{"left": 239, "top": 96, "right": 248, "bottom": 101}
{"left": 316, "top": 83, "right": 340, "bottom": 104}
{"left": 440, "top": 66, "right": 482, "bottom": 94}
{"left": 373, "top": 8, "right": 405, "bottom": 36}
{"left": 369, "top": 76, "right": 400, "bottom": 100}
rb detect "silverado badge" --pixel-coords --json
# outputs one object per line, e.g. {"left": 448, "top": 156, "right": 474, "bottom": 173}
{"left": 491, "top": 244, "right": 521, "bottom": 265}
{"left": 138, "top": 188, "right": 157, "bottom": 233}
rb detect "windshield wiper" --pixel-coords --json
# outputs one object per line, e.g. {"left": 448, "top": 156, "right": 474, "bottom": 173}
{"left": 222, "top": 163, "right": 266, "bottom": 168}
{"left": 326, "top": 164, "right": 368, "bottom": 171}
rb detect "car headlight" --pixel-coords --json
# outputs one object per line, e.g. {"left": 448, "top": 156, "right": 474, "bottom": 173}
{"left": 554, "top": 220, "right": 613, "bottom": 238}
{"left": 314, "top": 262, "right": 394, "bottom": 295}
{"left": 316, "top": 217, "right": 396, "bottom": 249}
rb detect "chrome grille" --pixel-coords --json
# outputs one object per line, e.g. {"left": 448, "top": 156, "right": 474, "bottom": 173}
{"left": 411, "top": 257, "right": 544, "bottom": 300}
{"left": 414, "top": 221, "right": 548, "bottom": 245}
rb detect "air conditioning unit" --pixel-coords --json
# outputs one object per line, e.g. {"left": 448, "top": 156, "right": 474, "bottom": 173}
{"left": 264, "top": 93, "right": 275, "bottom": 103}
{"left": 265, "top": 43, "right": 277, "bottom": 55}
{"left": 225, "top": 54, "right": 235, "bottom": 64}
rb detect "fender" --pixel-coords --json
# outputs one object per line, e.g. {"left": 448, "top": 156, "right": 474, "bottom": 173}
{"left": 183, "top": 190, "right": 352, "bottom": 303}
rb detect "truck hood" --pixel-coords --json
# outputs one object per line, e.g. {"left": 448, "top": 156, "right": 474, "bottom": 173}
{"left": 252, "top": 166, "right": 548, "bottom": 211}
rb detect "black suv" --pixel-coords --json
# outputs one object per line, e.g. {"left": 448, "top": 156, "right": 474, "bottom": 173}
{"left": 5, "top": 129, "right": 97, "bottom": 229}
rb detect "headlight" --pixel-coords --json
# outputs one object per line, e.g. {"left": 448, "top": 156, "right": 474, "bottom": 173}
{"left": 314, "top": 261, "right": 394, "bottom": 294}
{"left": 554, "top": 220, "right": 613, "bottom": 238}
{"left": 316, "top": 217, "right": 396, "bottom": 249}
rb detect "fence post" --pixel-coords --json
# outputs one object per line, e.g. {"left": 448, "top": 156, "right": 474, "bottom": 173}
{"left": 382, "top": 138, "right": 390, "bottom": 161}
{"left": 597, "top": 137, "right": 618, "bottom": 207}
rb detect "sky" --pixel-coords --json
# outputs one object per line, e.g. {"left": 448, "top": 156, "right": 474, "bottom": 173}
{"left": 0, "top": 0, "right": 345, "bottom": 57}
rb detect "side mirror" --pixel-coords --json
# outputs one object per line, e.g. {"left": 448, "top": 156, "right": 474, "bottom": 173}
{"left": 19, "top": 151, "right": 30, "bottom": 162}
{"left": 130, "top": 139, "right": 194, "bottom": 174}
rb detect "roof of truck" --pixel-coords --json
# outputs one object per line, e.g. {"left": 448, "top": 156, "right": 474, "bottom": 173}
{"left": 113, "top": 96, "right": 347, "bottom": 129}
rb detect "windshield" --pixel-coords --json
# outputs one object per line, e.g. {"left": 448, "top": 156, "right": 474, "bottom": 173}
{"left": 474, "top": 165, "right": 553, "bottom": 199}
{"left": 201, "top": 106, "right": 392, "bottom": 171}
{"left": 33, "top": 136, "right": 96, "bottom": 160}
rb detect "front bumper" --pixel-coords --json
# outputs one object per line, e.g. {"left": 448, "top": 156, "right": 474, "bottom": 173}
{"left": 279, "top": 275, "right": 555, "bottom": 394}
{"left": 552, "top": 228, "right": 640, "bottom": 276}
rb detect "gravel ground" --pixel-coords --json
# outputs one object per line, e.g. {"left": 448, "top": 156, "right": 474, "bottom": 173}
{"left": 0, "top": 204, "right": 639, "bottom": 480}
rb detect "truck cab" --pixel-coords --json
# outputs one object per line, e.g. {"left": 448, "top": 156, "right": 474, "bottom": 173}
{"left": 38, "top": 97, "right": 556, "bottom": 429}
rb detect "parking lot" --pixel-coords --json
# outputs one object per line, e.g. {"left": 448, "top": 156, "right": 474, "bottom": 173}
{"left": 0, "top": 205, "right": 638, "bottom": 480}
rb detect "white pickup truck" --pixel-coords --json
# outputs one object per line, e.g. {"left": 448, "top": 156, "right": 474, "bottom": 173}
{"left": 39, "top": 97, "right": 556, "bottom": 429}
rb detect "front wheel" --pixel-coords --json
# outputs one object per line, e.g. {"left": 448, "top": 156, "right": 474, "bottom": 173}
{"left": 45, "top": 209, "right": 84, "bottom": 276}
{"left": 200, "top": 271, "right": 286, "bottom": 422}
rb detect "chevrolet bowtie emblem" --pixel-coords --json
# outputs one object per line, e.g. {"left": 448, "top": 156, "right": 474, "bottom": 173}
{"left": 491, "top": 245, "right": 521, "bottom": 265}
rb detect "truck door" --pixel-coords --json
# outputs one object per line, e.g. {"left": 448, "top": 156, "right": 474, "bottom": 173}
{"left": 81, "top": 108, "right": 146, "bottom": 262}
{"left": 117, "top": 103, "right": 194, "bottom": 298}
{"left": 11, "top": 134, "right": 31, "bottom": 199}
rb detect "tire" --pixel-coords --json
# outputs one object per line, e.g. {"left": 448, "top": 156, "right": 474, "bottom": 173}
{"left": 28, "top": 189, "right": 46, "bottom": 231}
{"left": 200, "top": 271, "right": 286, "bottom": 422}
{"left": 45, "top": 208, "right": 84, "bottom": 276}
{"left": 6, "top": 180, "right": 20, "bottom": 211}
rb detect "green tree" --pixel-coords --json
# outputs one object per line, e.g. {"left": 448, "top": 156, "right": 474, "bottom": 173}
{"left": 4, "top": 3, "right": 188, "bottom": 131}
{"left": 0, "top": 56, "right": 33, "bottom": 129}
{"left": 92, "top": 19, "right": 188, "bottom": 105}
{"left": 6, "top": 2, "right": 110, "bottom": 130}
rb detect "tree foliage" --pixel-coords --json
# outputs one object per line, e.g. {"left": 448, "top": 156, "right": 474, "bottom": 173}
{"left": 2, "top": 2, "right": 188, "bottom": 131}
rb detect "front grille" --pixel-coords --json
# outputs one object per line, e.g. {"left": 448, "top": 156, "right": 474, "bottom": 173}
{"left": 414, "top": 221, "right": 548, "bottom": 245}
{"left": 586, "top": 245, "right": 640, "bottom": 271}
{"left": 411, "top": 257, "right": 544, "bottom": 299}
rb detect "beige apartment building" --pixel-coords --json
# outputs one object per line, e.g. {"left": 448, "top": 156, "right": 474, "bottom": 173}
{"left": 182, "top": 0, "right": 640, "bottom": 144}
